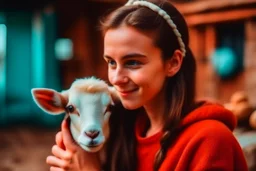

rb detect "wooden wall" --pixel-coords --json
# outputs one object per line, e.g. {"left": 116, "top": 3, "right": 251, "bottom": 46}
{"left": 175, "top": 0, "right": 256, "bottom": 105}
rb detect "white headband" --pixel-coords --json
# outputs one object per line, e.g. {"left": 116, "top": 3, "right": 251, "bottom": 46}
{"left": 125, "top": 0, "right": 186, "bottom": 57}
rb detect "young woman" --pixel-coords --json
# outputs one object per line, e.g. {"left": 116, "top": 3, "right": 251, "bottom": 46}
{"left": 46, "top": 0, "right": 248, "bottom": 170}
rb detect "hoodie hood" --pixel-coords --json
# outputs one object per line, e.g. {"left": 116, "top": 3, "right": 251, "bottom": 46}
{"left": 179, "top": 102, "right": 237, "bottom": 131}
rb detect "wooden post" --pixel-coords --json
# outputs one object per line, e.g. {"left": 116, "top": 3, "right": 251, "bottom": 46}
{"left": 244, "top": 19, "right": 256, "bottom": 106}
{"left": 204, "top": 25, "right": 219, "bottom": 101}
{"left": 191, "top": 25, "right": 218, "bottom": 102}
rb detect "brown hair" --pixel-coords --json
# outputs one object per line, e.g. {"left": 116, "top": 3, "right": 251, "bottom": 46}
{"left": 100, "top": 0, "right": 196, "bottom": 170}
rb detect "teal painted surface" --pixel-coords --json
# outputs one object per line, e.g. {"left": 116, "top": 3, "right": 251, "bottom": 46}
{"left": 0, "top": 12, "right": 5, "bottom": 23}
{"left": 5, "top": 12, "right": 32, "bottom": 124}
{"left": 43, "top": 12, "right": 61, "bottom": 90}
{"left": 0, "top": 22, "right": 7, "bottom": 124}
{"left": 30, "top": 11, "right": 63, "bottom": 127}
{"left": 41, "top": 11, "right": 63, "bottom": 127}
{"left": 31, "top": 12, "right": 45, "bottom": 88}
{"left": 0, "top": 11, "right": 63, "bottom": 128}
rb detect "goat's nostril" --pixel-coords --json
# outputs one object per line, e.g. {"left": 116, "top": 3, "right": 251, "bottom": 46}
{"left": 85, "top": 130, "right": 99, "bottom": 139}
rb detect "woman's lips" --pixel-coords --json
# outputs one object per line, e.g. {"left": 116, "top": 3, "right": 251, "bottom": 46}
{"left": 118, "top": 88, "right": 138, "bottom": 96}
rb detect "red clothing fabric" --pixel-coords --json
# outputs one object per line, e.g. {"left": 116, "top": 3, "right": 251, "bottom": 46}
{"left": 135, "top": 103, "right": 248, "bottom": 171}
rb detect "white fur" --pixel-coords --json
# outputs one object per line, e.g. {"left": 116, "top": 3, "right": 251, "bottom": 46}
{"left": 31, "top": 77, "right": 119, "bottom": 153}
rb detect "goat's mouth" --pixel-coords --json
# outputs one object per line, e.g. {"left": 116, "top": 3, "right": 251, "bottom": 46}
{"left": 87, "top": 141, "right": 100, "bottom": 147}
{"left": 79, "top": 142, "right": 103, "bottom": 152}
{"left": 86, "top": 144, "right": 99, "bottom": 148}
{"left": 80, "top": 141, "right": 102, "bottom": 148}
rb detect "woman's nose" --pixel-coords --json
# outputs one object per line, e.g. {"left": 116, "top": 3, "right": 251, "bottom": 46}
{"left": 110, "top": 68, "right": 128, "bottom": 85}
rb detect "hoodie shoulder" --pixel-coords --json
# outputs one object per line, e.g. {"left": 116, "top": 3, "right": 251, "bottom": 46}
{"left": 180, "top": 103, "right": 237, "bottom": 131}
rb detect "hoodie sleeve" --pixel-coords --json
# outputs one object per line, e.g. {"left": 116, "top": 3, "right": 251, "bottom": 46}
{"left": 188, "top": 120, "right": 248, "bottom": 171}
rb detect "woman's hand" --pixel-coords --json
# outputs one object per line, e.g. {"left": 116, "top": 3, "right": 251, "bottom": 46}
{"left": 46, "top": 118, "right": 101, "bottom": 171}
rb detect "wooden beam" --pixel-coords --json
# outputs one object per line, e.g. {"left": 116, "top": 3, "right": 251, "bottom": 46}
{"left": 205, "top": 25, "right": 216, "bottom": 58}
{"left": 185, "top": 8, "right": 256, "bottom": 26}
{"left": 174, "top": 0, "right": 256, "bottom": 15}
{"left": 88, "top": 0, "right": 125, "bottom": 3}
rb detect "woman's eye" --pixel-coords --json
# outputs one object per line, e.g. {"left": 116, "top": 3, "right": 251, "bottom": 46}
{"left": 126, "top": 60, "right": 141, "bottom": 67}
{"left": 107, "top": 60, "right": 116, "bottom": 67}
{"left": 66, "top": 105, "right": 75, "bottom": 113}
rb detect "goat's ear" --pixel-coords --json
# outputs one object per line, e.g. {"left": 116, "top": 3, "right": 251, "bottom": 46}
{"left": 108, "top": 86, "right": 120, "bottom": 105}
{"left": 31, "top": 88, "right": 68, "bottom": 115}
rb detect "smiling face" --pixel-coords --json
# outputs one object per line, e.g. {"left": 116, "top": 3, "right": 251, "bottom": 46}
{"left": 104, "top": 26, "right": 169, "bottom": 110}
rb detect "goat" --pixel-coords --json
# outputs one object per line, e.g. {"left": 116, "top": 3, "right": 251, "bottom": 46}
{"left": 31, "top": 77, "right": 118, "bottom": 153}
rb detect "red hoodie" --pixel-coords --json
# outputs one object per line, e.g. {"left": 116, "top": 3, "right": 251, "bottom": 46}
{"left": 135, "top": 103, "right": 248, "bottom": 171}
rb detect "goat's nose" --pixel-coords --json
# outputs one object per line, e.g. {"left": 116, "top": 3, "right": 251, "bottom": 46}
{"left": 85, "top": 130, "right": 99, "bottom": 139}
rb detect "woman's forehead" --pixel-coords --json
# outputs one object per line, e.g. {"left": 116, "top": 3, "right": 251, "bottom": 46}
{"left": 104, "top": 26, "right": 157, "bottom": 56}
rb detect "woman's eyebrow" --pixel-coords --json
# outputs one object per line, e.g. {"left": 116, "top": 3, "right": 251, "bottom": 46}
{"left": 123, "top": 53, "right": 147, "bottom": 59}
{"left": 103, "top": 55, "right": 112, "bottom": 60}
{"left": 104, "top": 53, "right": 147, "bottom": 60}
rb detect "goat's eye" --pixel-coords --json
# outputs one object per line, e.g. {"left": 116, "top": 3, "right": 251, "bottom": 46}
{"left": 66, "top": 105, "right": 75, "bottom": 113}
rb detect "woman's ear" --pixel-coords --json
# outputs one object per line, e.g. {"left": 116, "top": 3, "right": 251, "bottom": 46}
{"left": 165, "top": 50, "right": 183, "bottom": 77}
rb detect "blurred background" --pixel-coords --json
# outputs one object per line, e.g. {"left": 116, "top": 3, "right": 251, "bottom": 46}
{"left": 0, "top": 0, "right": 256, "bottom": 170}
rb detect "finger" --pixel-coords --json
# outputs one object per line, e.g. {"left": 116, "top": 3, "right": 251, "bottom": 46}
{"left": 46, "top": 155, "right": 71, "bottom": 170}
{"left": 61, "top": 118, "right": 77, "bottom": 150}
{"left": 52, "top": 145, "right": 72, "bottom": 160}
{"left": 50, "top": 166, "right": 64, "bottom": 171}
{"left": 55, "top": 132, "right": 65, "bottom": 150}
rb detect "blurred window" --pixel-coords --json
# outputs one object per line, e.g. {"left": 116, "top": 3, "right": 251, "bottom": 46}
{"left": 214, "top": 22, "right": 245, "bottom": 78}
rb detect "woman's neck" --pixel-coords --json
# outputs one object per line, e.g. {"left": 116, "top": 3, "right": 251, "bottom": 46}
{"left": 143, "top": 102, "right": 165, "bottom": 137}
{"left": 142, "top": 83, "right": 167, "bottom": 137}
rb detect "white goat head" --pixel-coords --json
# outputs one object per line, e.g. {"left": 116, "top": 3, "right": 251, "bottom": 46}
{"left": 31, "top": 77, "right": 118, "bottom": 152}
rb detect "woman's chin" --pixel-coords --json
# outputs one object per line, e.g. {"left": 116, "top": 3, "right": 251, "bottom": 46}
{"left": 122, "top": 102, "right": 141, "bottom": 110}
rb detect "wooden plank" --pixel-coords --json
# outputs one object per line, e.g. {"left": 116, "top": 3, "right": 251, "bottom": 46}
{"left": 174, "top": 0, "right": 256, "bottom": 15}
{"left": 244, "top": 19, "right": 256, "bottom": 106}
{"left": 185, "top": 9, "right": 256, "bottom": 26}
{"left": 205, "top": 25, "right": 216, "bottom": 57}
{"left": 88, "top": 0, "right": 125, "bottom": 3}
